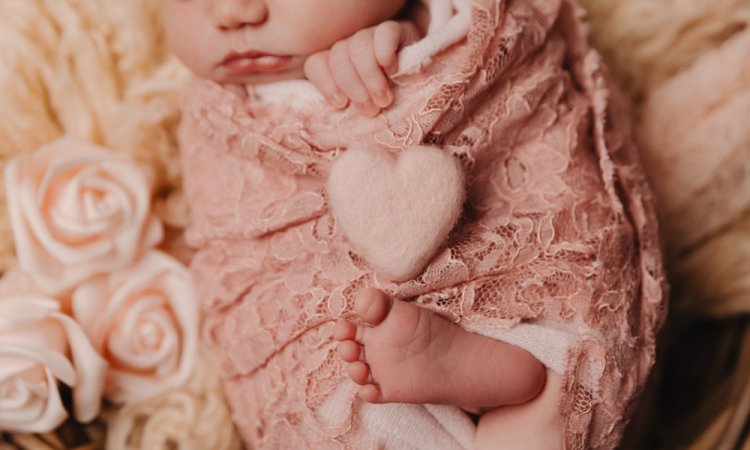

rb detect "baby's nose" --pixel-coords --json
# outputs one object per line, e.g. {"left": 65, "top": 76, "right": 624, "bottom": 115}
{"left": 211, "top": 0, "right": 268, "bottom": 30}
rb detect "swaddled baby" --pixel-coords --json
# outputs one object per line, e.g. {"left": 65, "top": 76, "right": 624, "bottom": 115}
{"left": 164, "top": 0, "right": 667, "bottom": 448}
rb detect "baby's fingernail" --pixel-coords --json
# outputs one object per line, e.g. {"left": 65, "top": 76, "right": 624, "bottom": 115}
{"left": 373, "top": 89, "right": 392, "bottom": 108}
{"left": 330, "top": 92, "right": 348, "bottom": 108}
{"left": 359, "top": 100, "right": 380, "bottom": 117}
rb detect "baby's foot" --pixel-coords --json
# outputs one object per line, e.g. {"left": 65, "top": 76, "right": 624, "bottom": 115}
{"left": 333, "top": 289, "right": 546, "bottom": 408}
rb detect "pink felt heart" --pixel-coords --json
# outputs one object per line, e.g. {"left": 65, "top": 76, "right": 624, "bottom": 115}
{"left": 327, "top": 145, "right": 465, "bottom": 281}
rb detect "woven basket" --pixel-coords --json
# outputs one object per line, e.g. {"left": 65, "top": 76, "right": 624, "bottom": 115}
{"left": 621, "top": 314, "right": 750, "bottom": 449}
{"left": 0, "top": 417, "right": 107, "bottom": 450}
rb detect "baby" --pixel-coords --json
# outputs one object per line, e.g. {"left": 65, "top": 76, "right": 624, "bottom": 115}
{"left": 164, "top": 0, "right": 666, "bottom": 448}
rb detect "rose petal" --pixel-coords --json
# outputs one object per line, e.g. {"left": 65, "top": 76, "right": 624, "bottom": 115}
{"left": 0, "top": 297, "right": 60, "bottom": 327}
{"left": 1, "top": 377, "right": 47, "bottom": 414}
{"left": 71, "top": 277, "right": 109, "bottom": 346}
{"left": 0, "top": 294, "right": 106, "bottom": 431}
{"left": 0, "top": 369, "right": 67, "bottom": 433}
{"left": 0, "top": 319, "right": 67, "bottom": 360}
{"left": 0, "top": 344, "right": 76, "bottom": 387}
{"left": 109, "top": 297, "right": 178, "bottom": 372}
{"left": 73, "top": 251, "right": 198, "bottom": 405}
{"left": 0, "top": 357, "right": 37, "bottom": 383}
{"left": 4, "top": 138, "right": 164, "bottom": 295}
{"left": 50, "top": 174, "right": 128, "bottom": 241}
{"left": 23, "top": 173, "right": 116, "bottom": 264}
{"left": 142, "top": 215, "right": 165, "bottom": 251}
{"left": 52, "top": 313, "right": 106, "bottom": 423}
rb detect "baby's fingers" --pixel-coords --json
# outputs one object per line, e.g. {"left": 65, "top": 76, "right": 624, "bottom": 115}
{"left": 373, "top": 21, "right": 420, "bottom": 73}
{"left": 304, "top": 51, "right": 349, "bottom": 109}
{"left": 329, "top": 40, "right": 380, "bottom": 117}
{"left": 348, "top": 29, "right": 393, "bottom": 109}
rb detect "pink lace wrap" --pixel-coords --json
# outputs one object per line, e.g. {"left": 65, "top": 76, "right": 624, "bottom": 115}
{"left": 179, "top": 0, "right": 667, "bottom": 448}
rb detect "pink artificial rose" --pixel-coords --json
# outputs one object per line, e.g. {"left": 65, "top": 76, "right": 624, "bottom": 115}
{"left": 4, "top": 137, "right": 163, "bottom": 295}
{"left": 72, "top": 250, "right": 199, "bottom": 404}
{"left": 0, "top": 296, "right": 106, "bottom": 433}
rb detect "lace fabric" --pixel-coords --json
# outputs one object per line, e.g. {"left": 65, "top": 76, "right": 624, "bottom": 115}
{"left": 179, "top": 0, "right": 667, "bottom": 448}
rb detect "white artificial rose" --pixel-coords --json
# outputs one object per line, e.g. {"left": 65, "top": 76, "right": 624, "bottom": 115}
{"left": 4, "top": 137, "right": 163, "bottom": 294}
{"left": 105, "top": 345, "right": 242, "bottom": 450}
{"left": 72, "top": 250, "right": 199, "bottom": 404}
{"left": 0, "top": 296, "right": 106, "bottom": 433}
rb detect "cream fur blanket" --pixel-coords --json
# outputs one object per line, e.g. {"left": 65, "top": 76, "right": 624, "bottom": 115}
{"left": 0, "top": 0, "right": 191, "bottom": 270}
{"left": 579, "top": 0, "right": 750, "bottom": 101}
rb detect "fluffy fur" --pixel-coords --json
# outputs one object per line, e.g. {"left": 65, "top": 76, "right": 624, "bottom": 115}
{"left": 0, "top": 0, "right": 190, "bottom": 271}
{"left": 639, "top": 29, "right": 750, "bottom": 253}
{"left": 637, "top": 28, "right": 750, "bottom": 322}
{"left": 580, "top": 0, "right": 750, "bottom": 101}
{"left": 327, "top": 145, "right": 465, "bottom": 281}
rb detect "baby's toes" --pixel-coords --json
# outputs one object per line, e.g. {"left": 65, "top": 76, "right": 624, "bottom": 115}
{"left": 354, "top": 289, "right": 393, "bottom": 326}
{"left": 337, "top": 340, "right": 361, "bottom": 362}
{"left": 333, "top": 320, "right": 357, "bottom": 341}
{"left": 358, "top": 384, "right": 383, "bottom": 404}
{"left": 347, "top": 361, "right": 373, "bottom": 386}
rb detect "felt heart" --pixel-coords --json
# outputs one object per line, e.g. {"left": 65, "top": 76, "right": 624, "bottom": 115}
{"left": 327, "top": 145, "right": 465, "bottom": 281}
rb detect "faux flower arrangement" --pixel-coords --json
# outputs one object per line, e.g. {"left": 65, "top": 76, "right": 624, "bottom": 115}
{"left": 0, "top": 137, "right": 238, "bottom": 448}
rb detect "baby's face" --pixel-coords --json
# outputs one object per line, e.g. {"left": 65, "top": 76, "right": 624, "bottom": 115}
{"left": 163, "top": 0, "right": 408, "bottom": 84}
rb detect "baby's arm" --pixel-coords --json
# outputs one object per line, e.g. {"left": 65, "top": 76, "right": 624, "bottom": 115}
{"left": 304, "top": 20, "right": 421, "bottom": 117}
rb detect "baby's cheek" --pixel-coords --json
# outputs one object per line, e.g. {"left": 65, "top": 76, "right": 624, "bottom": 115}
{"left": 169, "top": 36, "right": 220, "bottom": 81}
{"left": 170, "top": 41, "right": 197, "bottom": 70}
{"left": 163, "top": 9, "right": 216, "bottom": 78}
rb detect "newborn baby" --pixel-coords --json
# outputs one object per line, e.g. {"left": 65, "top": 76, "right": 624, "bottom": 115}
{"left": 165, "top": 0, "right": 667, "bottom": 448}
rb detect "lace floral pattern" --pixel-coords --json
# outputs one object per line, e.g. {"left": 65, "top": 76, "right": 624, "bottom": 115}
{"left": 180, "top": 0, "right": 666, "bottom": 448}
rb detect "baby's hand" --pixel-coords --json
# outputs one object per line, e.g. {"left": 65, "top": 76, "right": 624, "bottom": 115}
{"left": 304, "top": 21, "right": 420, "bottom": 117}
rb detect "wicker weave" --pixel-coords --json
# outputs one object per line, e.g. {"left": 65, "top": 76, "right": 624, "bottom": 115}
{"left": 0, "top": 417, "right": 107, "bottom": 450}
{"left": 621, "top": 315, "right": 750, "bottom": 449}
